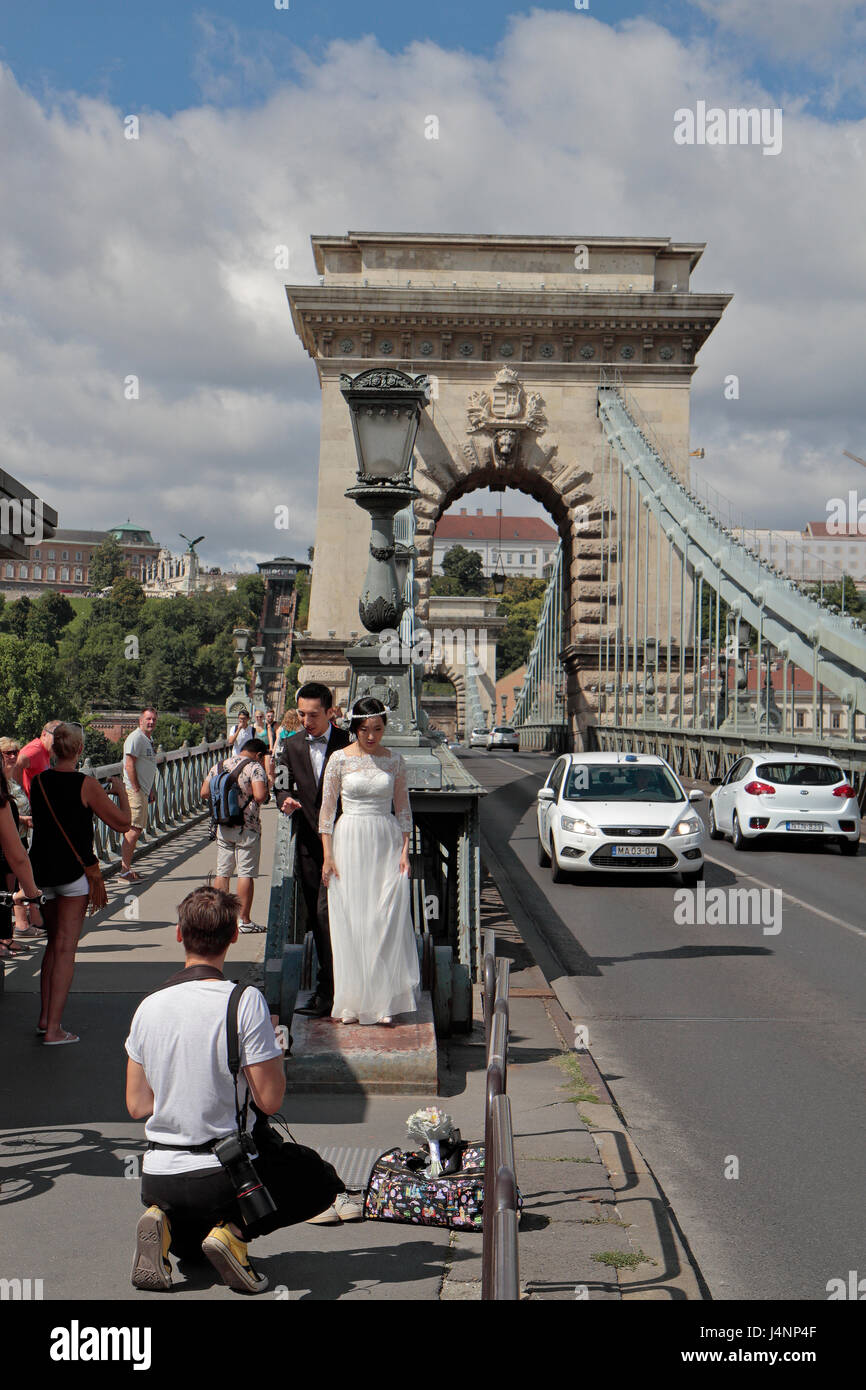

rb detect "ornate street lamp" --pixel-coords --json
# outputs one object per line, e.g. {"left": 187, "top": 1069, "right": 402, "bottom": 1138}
{"left": 642, "top": 636, "right": 659, "bottom": 726}
{"left": 340, "top": 367, "right": 437, "bottom": 763}
{"left": 226, "top": 627, "right": 253, "bottom": 734}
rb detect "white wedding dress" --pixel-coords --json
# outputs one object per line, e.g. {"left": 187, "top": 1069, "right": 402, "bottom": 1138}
{"left": 319, "top": 748, "right": 420, "bottom": 1025}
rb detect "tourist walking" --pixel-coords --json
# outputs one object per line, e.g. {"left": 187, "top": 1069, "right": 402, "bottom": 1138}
{"left": 202, "top": 739, "right": 270, "bottom": 933}
{"left": 273, "top": 683, "right": 351, "bottom": 1017}
{"left": 28, "top": 722, "right": 131, "bottom": 1045}
{"left": 0, "top": 759, "right": 43, "bottom": 963}
{"left": 0, "top": 738, "right": 42, "bottom": 942}
{"left": 227, "top": 710, "right": 255, "bottom": 753}
{"left": 120, "top": 708, "right": 158, "bottom": 883}
{"left": 319, "top": 697, "right": 419, "bottom": 1026}
{"left": 14, "top": 720, "right": 61, "bottom": 797}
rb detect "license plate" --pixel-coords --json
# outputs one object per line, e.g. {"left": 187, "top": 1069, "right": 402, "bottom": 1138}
{"left": 611, "top": 844, "right": 658, "bottom": 858}
{"left": 786, "top": 821, "right": 825, "bottom": 832}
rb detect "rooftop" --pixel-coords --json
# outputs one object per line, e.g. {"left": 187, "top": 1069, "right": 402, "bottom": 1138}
{"left": 435, "top": 511, "right": 558, "bottom": 543}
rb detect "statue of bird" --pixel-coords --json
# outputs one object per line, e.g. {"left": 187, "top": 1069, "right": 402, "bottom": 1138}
{"left": 180, "top": 533, "right": 205, "bottom": 551}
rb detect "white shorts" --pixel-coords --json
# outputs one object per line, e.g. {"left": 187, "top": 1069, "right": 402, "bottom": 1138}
{"left": 215, "top": 826, "right": 261, "bottom": 879}
{"left": 41, "top": 874, "right": 89, "bottom": 899}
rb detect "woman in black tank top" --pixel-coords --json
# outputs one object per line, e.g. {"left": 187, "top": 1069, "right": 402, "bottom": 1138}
{"left": 30, "top": 723, "right": 132, "bottom": 1046}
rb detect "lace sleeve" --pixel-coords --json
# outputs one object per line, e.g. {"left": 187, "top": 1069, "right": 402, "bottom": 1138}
{"left": 392, "top": 752, "right": 413, "bottom": 834}
{"left": 318, "top": 752, "right": 343, "bottom": 835}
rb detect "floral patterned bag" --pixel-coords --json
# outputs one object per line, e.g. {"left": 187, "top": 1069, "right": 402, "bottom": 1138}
{"left": 363, "top": 1143, "right": 488, "bottom": 1231}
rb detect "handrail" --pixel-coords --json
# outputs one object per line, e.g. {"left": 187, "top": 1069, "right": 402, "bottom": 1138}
{"left": 482, "top": 955, "right": 519, "bottom": 1300}
{"left": 482, "top": 929, "right": 496, "bottom": 1049}
{"left": 81, "top": 739, "right": 229, "bottom": 866}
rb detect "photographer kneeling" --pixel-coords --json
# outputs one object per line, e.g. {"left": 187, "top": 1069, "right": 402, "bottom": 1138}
{"left": 125, "top": 886, "right": 343, "bottom": 1294}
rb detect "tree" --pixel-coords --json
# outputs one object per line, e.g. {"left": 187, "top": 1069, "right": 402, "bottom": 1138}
{"left": 435, "top": 545, "right": 489, "bottom": 596}
{"left": 806, "top": 573, "right": 866, "bottom": 616}
{"left": 27, "top": 591, "right": 75, "bottom": 650}
{"left": 496, "top": 576, "right": 546, "bottom": 676}
{"left": 0, "top": 595, "right": 32, "bottom": 639}
{"left": 105, "top": 577, "right": 146, "bottom": 629}
{"left": 89, "top": 536, "right": 127, "bottom": 589}
{"left": 0, "top": 634, "right": 72, "bottom": 738}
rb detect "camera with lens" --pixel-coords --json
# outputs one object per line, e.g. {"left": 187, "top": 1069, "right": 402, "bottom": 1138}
{"left": 212, "top": 1131, "right": 276, "bottom": 1225}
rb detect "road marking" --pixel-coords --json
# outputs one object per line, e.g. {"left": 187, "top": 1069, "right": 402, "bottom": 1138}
{"left": 496, "top": 756, "right": 537, "bottom": 775}
{"left": 704, "top": 854, "right": 866, "bottom": 942}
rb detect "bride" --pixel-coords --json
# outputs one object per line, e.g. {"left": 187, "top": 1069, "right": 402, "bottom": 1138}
{"left": 318, "top": 697, "right": 420, "bottom": 1026}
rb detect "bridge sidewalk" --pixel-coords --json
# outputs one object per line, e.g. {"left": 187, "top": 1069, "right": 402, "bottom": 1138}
{"left": 1, "top": 805, "right": 637, "bottom": 1301}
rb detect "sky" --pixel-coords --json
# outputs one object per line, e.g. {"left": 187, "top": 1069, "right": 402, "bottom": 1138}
{"left": 1, "top": 1, "right": 865, "bottom": 571}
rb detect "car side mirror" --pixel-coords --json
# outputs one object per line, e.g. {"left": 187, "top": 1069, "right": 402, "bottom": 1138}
{"left": 688, "top": 789, "right": 705, "bottom": 802}
{"left": 537, "top": 787, "right": 556, "bottom": 802}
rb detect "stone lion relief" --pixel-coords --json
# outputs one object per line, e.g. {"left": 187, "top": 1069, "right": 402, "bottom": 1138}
{"left": 466, "top": 367, "right": 555, "bottom": 469}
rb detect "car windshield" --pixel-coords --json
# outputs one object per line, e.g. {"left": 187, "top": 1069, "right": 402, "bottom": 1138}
{"left": 755, "top": 763, "right": 844, "bottom": 787}
{"left": 563, "top": 763, "right": 684, "bottom": 802}
{"left": 493, "top": 728, "right": 515, "bottom": 735}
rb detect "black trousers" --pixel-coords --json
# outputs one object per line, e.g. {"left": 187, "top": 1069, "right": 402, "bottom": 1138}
{"left": 295, "top": 840, "right": 333, "bottom": 1000}
{"left": 141, "top": 1141, "right": 344, "bottom": 1256}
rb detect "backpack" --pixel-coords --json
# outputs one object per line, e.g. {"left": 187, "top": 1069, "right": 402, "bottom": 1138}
{"left": 210, "top": 757, "right": 253, "bottom": 828}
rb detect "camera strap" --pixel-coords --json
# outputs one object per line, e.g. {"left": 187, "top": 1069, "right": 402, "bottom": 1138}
{"left": 226, "top": 981, "right": 250, "bottom": 1136}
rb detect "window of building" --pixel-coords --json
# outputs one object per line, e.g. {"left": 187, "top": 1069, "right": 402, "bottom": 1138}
{"left": 33, "top": 549, "right": 41, "bottom": 560}
{"left": 832, "top": 712, "right": 841, "bottom": 729}
{"left": 46, "top": 567, "right": 55, "bottom": 580}
{"left": 33, "top": 565, "right": 42, "bottom": 580}
{"left": 61, "top": 567, "right": 69, "bottom": 582}
{"left": 75, "top": 551, "right": 82, "bottom": 562}
{"left": 795, "top": 711, "right": 805, "bottom": 729}
{"left": 74, "top": 568, "right": 82, "bottom": 583}
{"left": 518, "top": 553, "right": 525, "bottom": 564}
{"left": 506, "top": 553, "right": 513, "bottom": 563}
{"left": 61, "top": 550, "right": 68, "bottom": 561}
{"left": 48, "top": 550, "right": 55, "bottom": 560}
{"left": 19, "top": 565, "right": 28, "bottom": 579}
{"left": 4, "top": 564, "right": 13, "bottom": 578}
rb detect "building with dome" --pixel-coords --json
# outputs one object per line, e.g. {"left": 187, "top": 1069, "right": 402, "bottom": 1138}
{"left": 0, "top": 521, "right": 160, "bottom": 596}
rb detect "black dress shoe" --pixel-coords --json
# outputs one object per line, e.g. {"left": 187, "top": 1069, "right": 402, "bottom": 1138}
{"left": 295, "top": 995, "right": 333, "bottom": 1018}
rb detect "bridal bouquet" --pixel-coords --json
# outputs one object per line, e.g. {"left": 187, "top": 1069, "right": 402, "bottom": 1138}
{"left": 406, "top": 1107, "right": 458, "bottom": 1177}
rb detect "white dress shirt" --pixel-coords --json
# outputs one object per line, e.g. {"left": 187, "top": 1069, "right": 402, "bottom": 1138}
{"left": 306, "top": 724, "right": 332, "bottom": 783}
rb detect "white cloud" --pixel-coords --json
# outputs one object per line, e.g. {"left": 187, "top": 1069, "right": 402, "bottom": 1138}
{"left": 0, "top": 11, "right": 863, "bottom": 568}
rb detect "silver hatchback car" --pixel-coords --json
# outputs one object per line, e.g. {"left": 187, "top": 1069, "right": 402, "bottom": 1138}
{"left": 488, "top": 726, "right": 520, "bottom": 752}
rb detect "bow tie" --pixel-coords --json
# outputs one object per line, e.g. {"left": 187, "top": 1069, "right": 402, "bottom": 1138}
{"left": 307, "top": 735, "right": 328, "bottom": 745}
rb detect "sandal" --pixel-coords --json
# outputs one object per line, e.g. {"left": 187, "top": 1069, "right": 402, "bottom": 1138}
{"left": 118, "top": 871, "right": 144, "bottom": 882}
{"left": 1, "top": 940, "right": 30, "bottom": 956}
{"left": 43, "top": 1030, "right": 79, "bottom": 1046}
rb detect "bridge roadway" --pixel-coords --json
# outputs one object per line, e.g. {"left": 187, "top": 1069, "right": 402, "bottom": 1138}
{"left": 474, "top": 749, "right": 866, "bottom": 1302}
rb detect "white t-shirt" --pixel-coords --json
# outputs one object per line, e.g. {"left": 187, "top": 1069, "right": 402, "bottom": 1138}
{"left": 123, "top": 728, "right": 157, "bottom": 794}
{"left": 125, "top": 979, "right": 282, "bottom": 1175}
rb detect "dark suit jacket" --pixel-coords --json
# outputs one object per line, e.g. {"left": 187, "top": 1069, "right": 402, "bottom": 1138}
{"left": 274, "top": 727, "right": 352, "bottom": 855}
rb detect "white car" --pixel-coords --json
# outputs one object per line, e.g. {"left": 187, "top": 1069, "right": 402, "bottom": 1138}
{"left": 469, "top": 728, "right": 490, "bottom": 749}
{"left": 708, "top": 753, "right": 860, "bottom": 854}
{"left": 488, "top": 726, "right": 520, "bottom": 752}
{"left": 536, "top": 752, "right": 705, "bottom": 884}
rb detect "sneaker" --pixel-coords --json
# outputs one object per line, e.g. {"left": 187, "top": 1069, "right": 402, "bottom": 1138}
{"left": 238, "top": 921, "right": 266, "bottom": 934}
{"left": 131, "top": 1206, "right": 172, "bottom": 1291}
{"left": 306, "top": 1203, "right": 342, "bottom": 1225}
{"left": 201, "top": 1222, "right": 268, "bottom": 1294}
{"left": 334, "top": 1192, "right": 365, "bottom": 1222}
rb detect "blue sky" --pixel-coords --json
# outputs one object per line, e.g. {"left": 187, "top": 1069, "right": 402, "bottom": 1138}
{"left": 1, "top": 2, "right": 865, "bottom": 568}
{"left": 3, "top": 1, "right": 864, "bottom": 119}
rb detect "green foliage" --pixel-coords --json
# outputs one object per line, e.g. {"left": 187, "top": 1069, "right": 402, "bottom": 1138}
{"left": 81, "top": 725, "right": 123, "bottom": 766}
{"left": 0, "top": 634, "right": 73, "bottom": 739}
{"left": 294, "top": 571, "right": 311, "bottom": 630}
{"left": 496, "top": 575, "right": 547, "bottom": 676}
{"left": 202, "top": 709, "right": 227, "bottom": 742}
{"left": 26, "top": 591, "right": 75, "bottom": 650}
{"left": 437, "top": 545, "right": 489, "bottom": 596}
{"left": 88, "top": 536, "right": 127, "bottom": 589}
{"left": 151, "top": 714, "right": 203, "bottom": 751}
{"left": 805, "top": 573, "right": 866, "bottom": 615}
{"left": 0, "top": 594, "right": 32, "bottom": 638}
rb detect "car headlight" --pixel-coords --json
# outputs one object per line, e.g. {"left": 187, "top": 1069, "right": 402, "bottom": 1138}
{"left": 560, "top": 816, "right": 597, "bottom": 836}
{"left": 674, "top": 817, "right": 701, "bottom": 836}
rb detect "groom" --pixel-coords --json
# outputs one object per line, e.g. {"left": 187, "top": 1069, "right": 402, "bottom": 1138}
{"left": 274, "top": 682, "right": 351, "bottom": 1017}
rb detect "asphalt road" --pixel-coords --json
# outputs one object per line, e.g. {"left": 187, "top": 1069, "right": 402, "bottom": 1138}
{"left": 466, "top": 748, "right": 866, "bottom": 1302}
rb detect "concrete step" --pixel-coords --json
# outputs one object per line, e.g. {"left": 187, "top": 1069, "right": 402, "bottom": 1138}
{"left": 286, "top": 990, "right": 438, "bottom": 1095}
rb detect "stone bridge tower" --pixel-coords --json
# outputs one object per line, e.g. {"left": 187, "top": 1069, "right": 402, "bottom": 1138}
{"left": 287, "top": 233, "right": 730, "bottom": 742}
